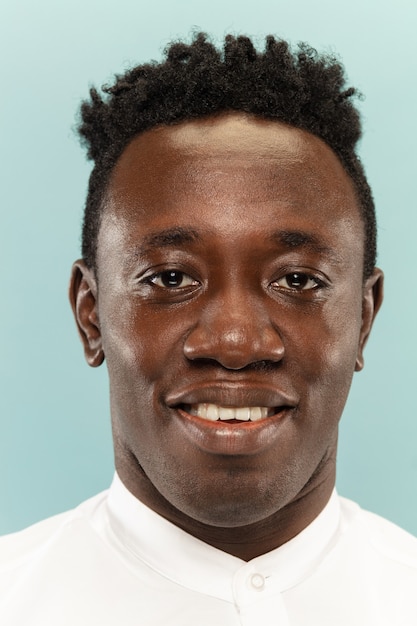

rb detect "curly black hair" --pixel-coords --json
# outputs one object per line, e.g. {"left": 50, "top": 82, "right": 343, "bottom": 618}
{"left": 78, "top": 33, "right": 376, "bottom": 278}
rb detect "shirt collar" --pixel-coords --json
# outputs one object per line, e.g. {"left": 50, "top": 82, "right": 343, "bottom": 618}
{"left": 104, "top": 473, "right": 341, "bottom": 602}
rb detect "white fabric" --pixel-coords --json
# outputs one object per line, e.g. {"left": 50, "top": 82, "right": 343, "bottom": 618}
{"left": 1, "top": 474, "right": 417, "bottom": 625}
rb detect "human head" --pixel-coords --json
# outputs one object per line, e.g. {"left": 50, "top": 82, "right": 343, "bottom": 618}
{"left": 70, "top": 110, "right": 383, "bottom": 557}
{"left": 78, "top": 32, "right": 377, "bottom": 279}
{"left": 71, "top": 35, "right": 383, "bottom": 558}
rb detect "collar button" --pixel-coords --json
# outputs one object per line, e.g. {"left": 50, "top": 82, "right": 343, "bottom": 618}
{"left": 249, "top": 572, "right": 265, "bottom": 590}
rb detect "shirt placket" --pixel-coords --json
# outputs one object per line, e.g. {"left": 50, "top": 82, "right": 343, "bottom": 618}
{"left": 232, "top": 564, "right": 291, "bottom": 626}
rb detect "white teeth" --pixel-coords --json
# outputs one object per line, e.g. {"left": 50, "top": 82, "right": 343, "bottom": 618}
{"left": 189, "top": 404, "right": 271, "bottom": 422}
{"left": 235, "top": 407, "right": 251, "bottom": 421}
{"left": 250, "top": 407, "right": 262, "bottom": 421}
{"left": 206, "top": 404, "right": 218, "bottom": 421}
{"left": 220, "top": 407, "right": 235, "bottom": 420}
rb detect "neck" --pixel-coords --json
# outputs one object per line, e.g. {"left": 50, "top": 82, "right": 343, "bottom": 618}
{"left": 115, "top": 448, "right": 336, "bottom": 561}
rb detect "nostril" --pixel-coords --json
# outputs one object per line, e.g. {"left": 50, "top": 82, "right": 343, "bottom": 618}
{"left": 183, "top": 312, "right": 285, "bottom": 369}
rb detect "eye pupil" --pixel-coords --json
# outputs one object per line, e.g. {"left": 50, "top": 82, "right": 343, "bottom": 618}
{"left": 162, "top": 271, "right": 183, "bottom": 287}
{"left": 287, "top": 273, "right": 307, "bottom": 288}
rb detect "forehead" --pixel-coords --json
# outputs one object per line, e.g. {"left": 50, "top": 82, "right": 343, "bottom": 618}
{"left": 99, "top": 113, "right": 363, "bottom": 257}
{"left": 107, "top": 113, "right": 358, "bottom": 203}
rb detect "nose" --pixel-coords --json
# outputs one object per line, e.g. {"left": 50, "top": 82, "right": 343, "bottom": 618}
{"left": 183, "top": 291, "right": 285, "bottom": 370}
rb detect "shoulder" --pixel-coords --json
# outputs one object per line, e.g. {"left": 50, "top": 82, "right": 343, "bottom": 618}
{"left": 338, "top": 495, "right": 417, "bottom": 571}
{"left": 0, "top": 490, "right": 108, "bottom": 574}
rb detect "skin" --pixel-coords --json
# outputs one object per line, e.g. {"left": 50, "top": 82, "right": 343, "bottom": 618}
{"left": 70, "top": 113, "right": 383, "bottom": 560}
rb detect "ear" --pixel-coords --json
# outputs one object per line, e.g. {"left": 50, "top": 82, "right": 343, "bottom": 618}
{"left": 355, "top": 268, "right": 384, "bottom": 372}
{"left": 69, "top": 260, "right": 104, "bottom": 367}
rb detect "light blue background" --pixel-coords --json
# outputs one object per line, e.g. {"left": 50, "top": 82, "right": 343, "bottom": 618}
{"left": 1, "top": 0, "right": 416, "bottom": 536}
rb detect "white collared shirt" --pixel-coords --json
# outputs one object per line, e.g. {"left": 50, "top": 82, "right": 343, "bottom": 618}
{"left": 1, "top": 474, "right": 417, "bottom": 625}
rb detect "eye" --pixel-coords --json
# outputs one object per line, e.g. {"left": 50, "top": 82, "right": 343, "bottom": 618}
{"left": 272, "top": 272, "right": 322, "bottom": 291}
{"left": 148, "top": 270, "right": 199, "bottom": 289}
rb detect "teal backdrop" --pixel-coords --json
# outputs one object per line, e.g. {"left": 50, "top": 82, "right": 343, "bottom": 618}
{"left": 1, "top": 0, "right": 416, "bottom": 535}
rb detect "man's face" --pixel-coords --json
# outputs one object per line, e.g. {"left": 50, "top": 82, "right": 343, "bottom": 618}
{"left": 72, "top": 113, "right": 382, "bottom": 538}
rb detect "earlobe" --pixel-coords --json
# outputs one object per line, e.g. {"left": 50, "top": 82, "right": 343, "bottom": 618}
{"left": 69, "top": 260, "right": 104, "bottom": 367}
{"left": 355, "top": 268, "right": 384, "bottom": 372}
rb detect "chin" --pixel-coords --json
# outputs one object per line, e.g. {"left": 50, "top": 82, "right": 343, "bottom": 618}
{"left": 166, "top": 474, "right": 300, "bottom": 529}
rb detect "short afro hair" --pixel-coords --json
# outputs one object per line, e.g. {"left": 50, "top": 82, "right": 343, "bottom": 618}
{"left": 78, "top": 33, "right": 376, "bottom": 278}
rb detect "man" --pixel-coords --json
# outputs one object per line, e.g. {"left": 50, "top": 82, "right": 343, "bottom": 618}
{"left": 1, "top": 33, "right": 416, "bottom": 625}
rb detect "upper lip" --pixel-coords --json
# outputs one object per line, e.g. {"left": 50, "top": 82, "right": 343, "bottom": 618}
{"left": 165, "top": 381, "right": 298, "bottom": 409}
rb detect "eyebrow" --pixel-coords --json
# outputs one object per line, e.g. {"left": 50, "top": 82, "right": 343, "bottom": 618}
{"left": 129, "top": 226, "right": 341, "bottom": 263}
{"left": 269, "top": 230, "right": 341, "bottom": 262}
{"left": 129, "top": 227, "right": 200, "bottom": 261}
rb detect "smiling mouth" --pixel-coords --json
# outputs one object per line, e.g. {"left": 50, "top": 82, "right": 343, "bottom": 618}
{"left": 167, "top": 384, "right": 297, "bottom": 442}
{"left": 182, "top": 403, "right": 282, "bottom": 422}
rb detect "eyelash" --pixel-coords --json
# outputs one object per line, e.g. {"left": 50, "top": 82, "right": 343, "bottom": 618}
{"left": 271, "top": 272, "right": 324, "bottom": 291}
{"left": 144, "top": 270, "right": 324, "bottom": 292}
{"left": 146, "top": 270, "right": 199, "bottom": 289}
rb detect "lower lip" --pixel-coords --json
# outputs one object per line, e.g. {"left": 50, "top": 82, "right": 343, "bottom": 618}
{"left": 173, "top": 407, "right": 292, "bottom": 456}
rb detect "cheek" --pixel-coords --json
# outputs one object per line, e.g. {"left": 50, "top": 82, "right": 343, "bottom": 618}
{"left": 289, "top": 293, "right": 363, "bottom": 407}
{"left": 100, "top": 301, "right": 191, "bottom": 439}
